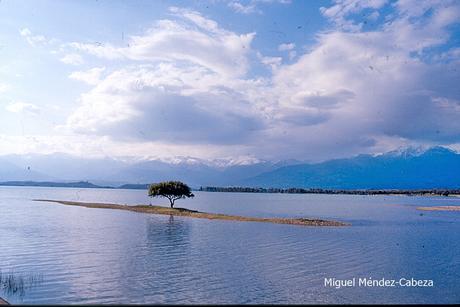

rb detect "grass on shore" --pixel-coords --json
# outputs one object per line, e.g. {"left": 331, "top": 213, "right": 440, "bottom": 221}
{"left": 0, "top": 270, "right": 42, "bottom": 300}
{"left": 33, "top": 199, "right": 350, "bottom": 227}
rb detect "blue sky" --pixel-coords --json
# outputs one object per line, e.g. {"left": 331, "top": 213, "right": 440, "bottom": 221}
{"left": 1, "top": 0, "right": 460, "bottom": 163}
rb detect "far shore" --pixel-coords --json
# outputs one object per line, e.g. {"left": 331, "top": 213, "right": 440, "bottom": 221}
{"left": 417, "top": 206, "right": 460, "bottom": 211}
{"left": 200, "top": 186, "right": 460, "bottom": 197}
{"left": 33, "top": 199, "right": 350, "bottom": 227}
{"left": 2, "top": 181, "right": 460, "bottom": 198}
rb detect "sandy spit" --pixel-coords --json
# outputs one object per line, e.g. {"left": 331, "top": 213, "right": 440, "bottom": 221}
{"left": 33, "top": 199, "right": 350, "bottom": 227}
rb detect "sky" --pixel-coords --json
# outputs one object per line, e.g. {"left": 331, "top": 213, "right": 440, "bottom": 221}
{"left": 1, "top": 0, "right": 460, "bottom": 164}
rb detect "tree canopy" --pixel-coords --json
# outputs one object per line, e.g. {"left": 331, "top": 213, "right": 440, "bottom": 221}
{"left": 148, "top": 181, "right": 194, "bottom": 208}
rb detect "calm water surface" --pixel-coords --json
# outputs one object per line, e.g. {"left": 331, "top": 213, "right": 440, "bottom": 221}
{"left": 1, "top": 186, "right": 459, "bottom": 304}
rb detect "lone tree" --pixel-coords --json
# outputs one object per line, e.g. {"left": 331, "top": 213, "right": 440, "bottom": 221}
{"left": 148, "top": 181, "right": 194, "bottom": 208}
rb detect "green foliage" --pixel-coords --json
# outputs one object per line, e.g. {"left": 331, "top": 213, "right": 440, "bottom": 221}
{"left": 148, "top": 181, "right": 194, "bottom": 208}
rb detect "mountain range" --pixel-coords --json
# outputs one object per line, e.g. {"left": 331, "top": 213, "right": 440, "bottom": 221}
{"left": 0, "top": 146, "right": 459, "bottom": 189}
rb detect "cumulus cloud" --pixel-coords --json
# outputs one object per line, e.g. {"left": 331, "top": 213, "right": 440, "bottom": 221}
{"left": 61, "top": 1, "right": 460, "bottom": 161}
{"left": 227, "top": 0, "right": 291, "bottom": 14}
{"left": 228, "top": 1, "right": 260, "bottom": 14}
{"left": 69, "top": 8, "right": 255, "bottom": 77}
{"left": 66, "top": 64, "right": 266, "bottom": 145}
{"left": 320, "top": 0, "right": 388, "bottom": 31}
{"left": 69, "top": 67, "right": 106, "bottom": 85}
{"left": 0, "top": 83, "right": 10, "bottom": 93}
{"left": 19, "top": 28, "right": 50, "bottom": 46}
{"left": 60, "top": 53, "right": 84, "bottom": 65}
{"left": 278, "top": 43, "right": 296, "bottom": 60}
{"left": 258, "top": 53, "right": 282, "bottom": 69}
{"left": 261, "top": 0, "right": 460, "bottom": 159}
{"left": 6, "top": 102, "right": 41, "bottom": 115}
{"left": 278, "top": 42, "right": 295, "bottom": 51}
{"left": 64, "top": 9, "right": 269, "bottom": 147}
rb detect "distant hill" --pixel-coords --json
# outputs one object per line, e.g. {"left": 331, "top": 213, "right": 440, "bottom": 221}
{"left": 0, "top": 181, "right": 110, "bottom": 189}
{"left": 1, "top": 147, "right": 459, "bottom": 189}
{"left": 0, "top": 153, "right": 126, "bottom": 183}
{"left": 117, "top": 183, "right": 150, "bottom": 190}
{"left": 242, "top": 147, "right": 460, "bottom": 189}
{"left": 0, "top": 153, "right": 298, "bottom": 187}
{"left": 0, "top": 157, "right": 53, "bottom": 181}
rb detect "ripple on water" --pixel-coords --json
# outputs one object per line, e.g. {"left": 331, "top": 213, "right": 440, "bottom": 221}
{"left": 1, "top": 188, "right": 460, "bottom": 304}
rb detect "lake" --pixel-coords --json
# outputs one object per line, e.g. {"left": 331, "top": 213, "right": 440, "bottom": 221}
{"left": 1, "top": 186, "right": 459, "bottom": 304}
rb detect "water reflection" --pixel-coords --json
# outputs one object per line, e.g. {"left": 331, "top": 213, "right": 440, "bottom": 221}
{"left": 146, "top": 215, "right": 191, "bottom": 247}
{"left": 140, "top": 215, "right": 196, "bottom": 303}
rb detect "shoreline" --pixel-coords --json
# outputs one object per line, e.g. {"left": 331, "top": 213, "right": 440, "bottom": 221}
{"left": 417, "top": 206, "right": 460, "bottom": 211}
{"left": 1, "top": 182, "right": 460, "bottom": 198}
{"left": 33, "top": 199, "right": 350, "bottom": 227}
{"left": 200, "top": 186, "right": 460, "bottom": 197}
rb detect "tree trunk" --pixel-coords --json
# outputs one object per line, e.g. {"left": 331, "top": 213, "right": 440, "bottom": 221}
{"left": 169, "top": 198, "right": 175, "bottom": 208}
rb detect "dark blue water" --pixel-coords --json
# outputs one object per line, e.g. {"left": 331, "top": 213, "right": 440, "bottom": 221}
{"left": 0, "top": 186, "right": 459, "bottom": 304}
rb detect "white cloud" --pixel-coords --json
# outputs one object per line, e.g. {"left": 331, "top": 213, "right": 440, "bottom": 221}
{"left": 258, "top": 53, "right": 282, "bottom": 69}
{"left": 368, "top": 10, "right": 380, "bottom": 21}
{"left": 69, "top": 8, "right": 255, "bottom": 77}
{"left": 387, "top": 1, "right": 460, "bottom": 53}
{"left": 68, "top": 42, "right": 123, "bottom": 60}
{"left": 69, "top": 67, "right": 106, "bottom": 85}
{"left": 65, "top": 63, "right": 265, "bottom": 145}
{"left": 0, "top": 133, "right": 259, "bottom": 162}
{"left": 64, "top": 9, "right": 268, "bottom": 148}
{"left": 227, "top": 0, "right": 291, "bottom": 14}
{"left": 320, "top": 0, "right": 388, "bottom": 31}
{"left": 262, "top": 0, "right": 460, "bottom": 159}
{"left": 278, "top": 42, "right": 295, "bottom": 51}
{"left": 228, "top": 1, "right": 260, "bottom": 14}
{"left": 19, "top": 28, "right": 32, "bottom": 37}
{"left": 6, "top": 102, "right": 41, "bottom": 115}
{"left": 56, "top": 2, "right": 460, "bottom": 161}
{"left": 19, "top": 27, "right": 49, "bottom": 46}
{"left": 435, "top": 47, "right": 460, "bottom": 62}
{"left": 60, "top": 53, "right": 84, "bottom": 65}
{"left": 278, "top": 43, "right": 296, "bottom": 60}
{"left": 0, "top": 83, "right": 10, "bottom": 93}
